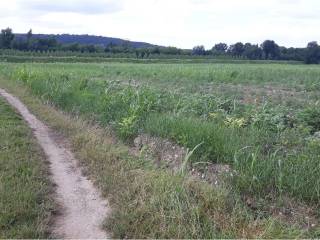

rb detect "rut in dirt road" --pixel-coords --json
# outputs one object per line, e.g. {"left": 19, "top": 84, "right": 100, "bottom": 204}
{"left": 0, "top": 88, "right": 110, "bottom": 239}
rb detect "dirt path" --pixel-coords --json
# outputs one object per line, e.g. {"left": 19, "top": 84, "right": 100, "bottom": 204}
{"left": 0, "top": 88, "right": 109, "bottom": 239}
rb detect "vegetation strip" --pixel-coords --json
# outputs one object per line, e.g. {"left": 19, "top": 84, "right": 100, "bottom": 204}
{"left": 0, "top": 96, "right": 53, "bottom": 238}
{"left": 1, "top": 27, "right": 320, "bottom": 64}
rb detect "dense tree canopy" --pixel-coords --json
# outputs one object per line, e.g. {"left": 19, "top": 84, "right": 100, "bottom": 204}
{"left": 0, "top": 28, "right": 15, "bottom": 49}
{"left": 192, "top": 45, "right": 206, "bottom": 55}
{"left": 304, "top": 41, "right": 320, "bottom": 64}
{"left": 228, "top": 42, "right": 245, "bottom": 57}
{"left": 212, "top": 43, "right": 228, "bottom": 54}
{"left": 261, "top": 40, "right": 280, "bottom": 59}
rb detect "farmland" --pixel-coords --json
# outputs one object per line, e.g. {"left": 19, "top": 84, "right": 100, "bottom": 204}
{"left": 0, "top": 60, "right": 320, "bottom": 238}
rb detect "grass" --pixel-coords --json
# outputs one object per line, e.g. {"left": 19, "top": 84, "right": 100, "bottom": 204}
{"left": 2, "top": 62, "right": 319, "bottom": 203}
{"left": 0, "top": 76, "right": 312, "bottom": 238}
{"left": 0, "top": 98, "right": 54, "bottom": 238}
{"left": 0, "top": 60, "right": 320, "bottom": 237}
{"left": 144, "top": 114, "right": 259, "bottom": 162}
{"left": 0, "top": 61, "right": 318, "bottom": 88}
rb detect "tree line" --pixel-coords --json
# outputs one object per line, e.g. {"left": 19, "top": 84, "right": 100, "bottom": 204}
{"left": 192, "top": 41, "right": 320, "bottom": 64}
{"left": 1, "top": 27, "right": 319, "bottom": 64}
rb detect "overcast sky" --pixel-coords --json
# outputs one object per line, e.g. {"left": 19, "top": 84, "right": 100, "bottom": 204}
{"left": 0, "top": 0, "right": 319, "bottom": 48}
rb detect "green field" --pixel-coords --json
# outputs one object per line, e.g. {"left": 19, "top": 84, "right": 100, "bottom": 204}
{"left": 0, "top": 61, "right": 319, "bottom": 237}
{"left": 0, "top": 98, "right": 54, "bottom": 238}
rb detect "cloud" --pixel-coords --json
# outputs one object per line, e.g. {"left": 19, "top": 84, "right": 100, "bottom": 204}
{"left": 17, "top": 0, "right": 123, "bottom": 15}
{"left": 1, "top": 0, "right": 320, "bottom": 48}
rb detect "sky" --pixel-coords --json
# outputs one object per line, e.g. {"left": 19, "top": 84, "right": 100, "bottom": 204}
{"left": 0, "top": 0, "right": 319, "bottom": 49}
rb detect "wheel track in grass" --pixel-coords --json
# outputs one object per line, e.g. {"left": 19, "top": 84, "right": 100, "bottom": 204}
{"left": 0, "top": 88, "right": 110, "bottom": 239}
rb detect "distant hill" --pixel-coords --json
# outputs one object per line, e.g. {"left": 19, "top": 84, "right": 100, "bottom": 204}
{"left": 15, "top": 33, "right": 155, "bottom": 48}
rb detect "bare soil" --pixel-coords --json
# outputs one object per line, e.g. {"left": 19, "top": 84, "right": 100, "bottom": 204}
{"left": 132, "top": 134, "right": 232, "bottom": 187}
{"left": 0, "top": 88, "right": 110, "bottom": 239}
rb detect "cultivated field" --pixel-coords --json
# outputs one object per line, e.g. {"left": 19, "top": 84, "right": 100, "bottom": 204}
{"left": 0, "top": 61, "right": 319, "bottom": 238}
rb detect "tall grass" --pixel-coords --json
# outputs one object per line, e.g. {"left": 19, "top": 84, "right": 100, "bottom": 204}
{"left": 3, "top": 63, "right": 320, "bottom": 204}
{"left": 1, "top": 78, "right": 307, "bottom": 238}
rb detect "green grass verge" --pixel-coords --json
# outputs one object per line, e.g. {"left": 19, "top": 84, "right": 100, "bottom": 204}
{"left": 0, "top": 98, "right": 54, "bottom": 238}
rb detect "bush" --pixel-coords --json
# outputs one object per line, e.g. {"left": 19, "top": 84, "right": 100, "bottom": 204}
{"left": 298, "top": 106, "right": 320, "bottom": 133}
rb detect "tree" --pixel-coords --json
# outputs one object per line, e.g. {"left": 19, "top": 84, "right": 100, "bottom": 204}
{"left": 304, "top": 41, "right": 320, "bottom": 64}
{"left": 228, "top": 42, "right": 245, "bottom": 57}
{"left": 85, "top": 44, "right": 96, "bottom": 53}
{"left": 68, "top": 43, "right": 80, "bottom": 52}
{"left": 11, "top": 38, "right": 28, "bottom": 50}
{"left": 150, "top": 47, "right": 160, "bottom": 55}
{"left": 192, "top": 45, "right": 206, "bottom": 55}
{"left": 212, "top": 43, "right": 228, "bottom": 53}
{"left": 135, "top": 50, "right": 140, "bottom": 58}
{"left": 121, "top": 41, "right": 131, "bottom": 53}
{"left": 145, "top": 49, "right": 150, "bottom": 58}
{"left": 243, "top": 43, "right": 263, "bottom": 60}
{"left": 0, "top": 28, "right": 15, "bottom": 49}
{"left": 261, "top": 40, "right": 280, "bottom": 59}
{"left": 161, "top": 46, "right": 182, "bottom": 55}
{"left": 141, "top": 51, "right": 146, "bottom": 59}
{"left": 27, "top": 29, "right": 33, "bottom": 41}
{"left": 33, "top": 37, "right": 58, "bottom": 51}
{"left": 105, "top": 42, "right": 116, "bottom": 53}
{"left": 279, "top": 47, "right": 304, "bottom": 61}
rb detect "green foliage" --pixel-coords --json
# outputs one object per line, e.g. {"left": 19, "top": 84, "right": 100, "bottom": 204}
{"left": 0, "top": 28, "right": 15, "bottom": 49}
{"left": 261, "top": 40, "right": 280, "bottom": 60}
{"left": 145, "top": 114, "right": 248, "bottom": 163}
{"left": 304, "top": 41, "right": 320, "bottom": 64}
{"left": 6, "top": 61, "right": 320, "bottom": 205}
{"left": 233, "top": 144, "right": 320, "bottom": 202}
{"left": 248, "top": 104, "right": 295, "bottom": 132}
{"left": 298, "top": 105, "right": 320, "bottom": 133}
{"left": 2, "top": 27, "right": 317, "bottom": 63}
{"left": 118, "top": 114, "right": 138, "bottom": 139}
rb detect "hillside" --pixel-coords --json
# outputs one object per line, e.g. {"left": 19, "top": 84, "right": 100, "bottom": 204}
{"left": 15, "top": 33, "right": 155, "bottom": 48}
